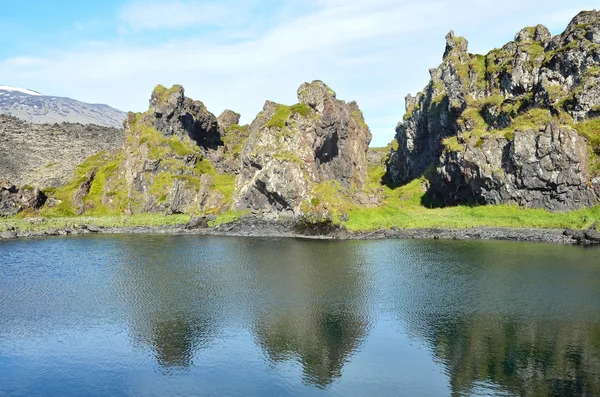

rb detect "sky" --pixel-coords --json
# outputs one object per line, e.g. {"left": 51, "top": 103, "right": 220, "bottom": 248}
{"left": 0, "top": 1, "right": 597, "bottom": 146}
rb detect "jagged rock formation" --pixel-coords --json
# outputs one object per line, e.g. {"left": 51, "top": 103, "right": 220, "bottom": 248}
{"left": 38, "top": 82, "right": 373, "bottom": 218}
{"left": 0, "top": 115, "right": 123, "bottom": 188}
{"left": 102, "top": 85, "right": 240, "bottom": 215}
{"left": 233, "top": 81, "right": 372, "bottom": 214}
{"left": 0, "top": 180, "right": 46, "bottom": 217}
{"left": 0, "top": 85, "right": 126, "bottom": 128}
{"left": 387, "top": 10, "right": 600, "bottom": 210}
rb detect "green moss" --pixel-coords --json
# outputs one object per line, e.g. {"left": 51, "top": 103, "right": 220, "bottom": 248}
{"left": 504, "top": 130, "right": 515, "bottom": 141}
{"left": 352, "top": 110, "right": 368, "bottom": 129}
{"left": 208, "top": 210, "right": 250, "bottom": 227}
{"left": 40, "top": 151, "right": 123, "bottom": 217}
{"left": 149, "top": 172, "right": 173, "bottom": 203}
{"left": 344, "top": 167, "right": 600, "bottom": 232}
{"left": 273, "top": 151, "right": 303, "bottom": 164}
{"left": 290, "top": 103, "right": 312, "bottom": 117}
{"left": 265, "top": 104, "right": 293, "bottom": 129}
{"left": 574, "top": 118, "right": 600, "bottom": 176}
{"left": 443, "top": 136, "right": 464, "bottom": 152}
{"left": 152, "top": 84, "right": 183, "bottom": 106}
{"left": 168, "top": 138, "right": 194, "bottom": 157}
{"left": 0, "top": 214, "right": 191, "bottom": 233}
{"left": 211, "top": 172, "right": 236, "bottom": 204}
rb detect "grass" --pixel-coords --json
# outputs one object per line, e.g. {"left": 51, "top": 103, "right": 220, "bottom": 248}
{"left": 265, "top": 103, "right": 313, "bottom": 129}
{"left": 344, "top": 173, "right": 600, "bottom": 232}
{"left": 0, "top": 213, "right": 191, "bottom": 233}
{"left": 208, "top": 210, "right": 250, "bottom": 227}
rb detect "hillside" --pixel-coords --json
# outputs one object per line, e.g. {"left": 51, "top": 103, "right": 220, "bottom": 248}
{"left": 0, "top": 85, "right": 126, "bottom": 128}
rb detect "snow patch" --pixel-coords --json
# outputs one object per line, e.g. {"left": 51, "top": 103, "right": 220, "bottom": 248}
{"left": 0, "top": 85, "right": 43, "bottom": 96}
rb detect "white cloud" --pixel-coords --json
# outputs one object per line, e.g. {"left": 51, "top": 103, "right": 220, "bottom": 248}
{"left": 2, "top": 1, "right": 599, "bottom": 146}
{"left": 118, "top": 0, "right": 250, "bottom": 31}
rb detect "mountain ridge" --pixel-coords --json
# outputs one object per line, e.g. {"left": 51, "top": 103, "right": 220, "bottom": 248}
{"left": 0, "top": 85, "right": 126, "bottom": 128}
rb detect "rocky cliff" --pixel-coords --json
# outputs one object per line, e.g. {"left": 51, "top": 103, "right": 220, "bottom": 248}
{"left": 386, "top": 10, "right": 600, "bottom": 210}
{"left": 234, "top": 81, "right": 372, "bottom": 215}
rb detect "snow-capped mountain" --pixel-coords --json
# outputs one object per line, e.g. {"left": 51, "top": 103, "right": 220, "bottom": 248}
{"left": 0, "top": 85, "right": 126, "bottom": 128}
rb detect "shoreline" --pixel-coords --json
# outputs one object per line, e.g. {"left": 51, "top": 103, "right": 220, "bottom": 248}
{"left": 1, "top": 218, "right": 599, "bottom": 245}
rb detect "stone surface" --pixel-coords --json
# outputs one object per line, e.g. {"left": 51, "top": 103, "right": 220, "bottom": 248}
{"left": 430, "top": 123, "right": 598, "bottom": 210}
{"left": 0, "top": 115, "right": 123, "bottom": 188}
{"left": 234, "top": 81, "right": 372, "bottom": 214}
{"left": 387, "top": 10, "right": 600, "bottom": 210}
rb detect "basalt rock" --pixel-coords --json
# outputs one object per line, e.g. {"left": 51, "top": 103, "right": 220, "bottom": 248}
{"left": 149, "top": 85, "right": 221, "bottom": 149}
{"left": 430, "top": 123, "right": 598, "bottom": 210}
{"left": 387, "top": 10, "right": 600, "bottom": 210}
{"left": 233, "top": 81, "right": 372, "bottom": 214}
{"left": 0, "top": 180, "right": 47, "bottom": 217}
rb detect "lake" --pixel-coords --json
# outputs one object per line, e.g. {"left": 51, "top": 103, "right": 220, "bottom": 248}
{"left": 0, "top": 235, "right": 599, "bottom": 396}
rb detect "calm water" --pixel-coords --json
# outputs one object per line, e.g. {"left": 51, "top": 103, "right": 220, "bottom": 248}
{"left": 0, "top": 235, "right": 599, "bottom": 396}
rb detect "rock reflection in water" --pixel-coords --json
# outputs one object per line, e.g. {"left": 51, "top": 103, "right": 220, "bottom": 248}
{"left": 112, "top": 235, "right": 222, "bottom": 372}
{"left": 376, "top": 239, "right": 600, "bottom": 397}
{"left": 246, "top": 239, "right": 372, "bottom": 388}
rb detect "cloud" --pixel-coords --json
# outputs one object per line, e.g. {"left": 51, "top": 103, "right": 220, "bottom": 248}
{"left": 118, "top": 0, "right": 251, "bottom": 31}
{"left": 2, "top": 0, "right": 598, "bottom": 146}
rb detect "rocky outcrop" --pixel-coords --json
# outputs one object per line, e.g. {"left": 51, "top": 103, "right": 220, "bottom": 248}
{"left": 0, "top": 180, "right": 46, "bottom": 217}
{"left": 387, "top": 10, "right": 600, "bottom": 210}
{"left": 233, "top": 81, "right": 372, "bottom": 214}
{"left": 149, "top": 85, "right": 221, "bottom": 149}
{"left": 0, "top": 115, "right": 123, "bottom": 188}
{"left": 108, "top": 86, "right": 238, "bottom": 215}
{"left": 430, "top": 123, "right": 598, "bottom": 210}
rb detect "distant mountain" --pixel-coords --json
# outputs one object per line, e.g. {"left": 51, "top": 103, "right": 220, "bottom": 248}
{"left": 0, "top": 85, "right": 126, "bottom": 128}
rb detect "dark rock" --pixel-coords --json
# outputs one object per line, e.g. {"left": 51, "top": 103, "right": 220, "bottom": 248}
{"left": 149, "top": 85, "right": 221, "bottom": 149}
{"left": 186, "top": 217, "right": 209, "bottom": 229}
{"left": 72, "top": 170, "right": 96, "bottom": 215}
{"left": 217, "top": 110, "right": 241, "bottom": 134}
{"left": 0, "top": 181, "right": 47, "bottom": 216}
{"left": 584, "top": 230, "right": 600, "bottom": 242}
{"left": 564, "top": 228, "right": 585, "bottom": 240}
{"left": 430, "top": 123, "right": 597, "bottom": 210}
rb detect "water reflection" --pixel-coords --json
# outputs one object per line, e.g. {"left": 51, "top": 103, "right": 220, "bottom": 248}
{"left": 112, "top": 235, "right": 222, "bottom": 372}
{"left": 112, "top": 236, "right": 372, "bottom": 385}
{"left": 2, "top": 235, "right": 599, "bottom": 395}
{"left": 377, "top": 240, "right": 600, "bottom": 397}
{"left": 245, "top": 239, "right": 371, "bottom": 387}
{"left": 430, "top": 316, "right": 600, "bottom": 397}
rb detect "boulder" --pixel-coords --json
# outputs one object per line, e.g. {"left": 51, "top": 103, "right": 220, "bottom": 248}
{"left": 0, "top": 181, "right": 47, "bottom": 217}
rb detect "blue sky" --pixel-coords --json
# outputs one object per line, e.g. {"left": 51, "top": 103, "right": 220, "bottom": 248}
{"left": 1, "top": 1, "right": 597, "bottom": 146}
